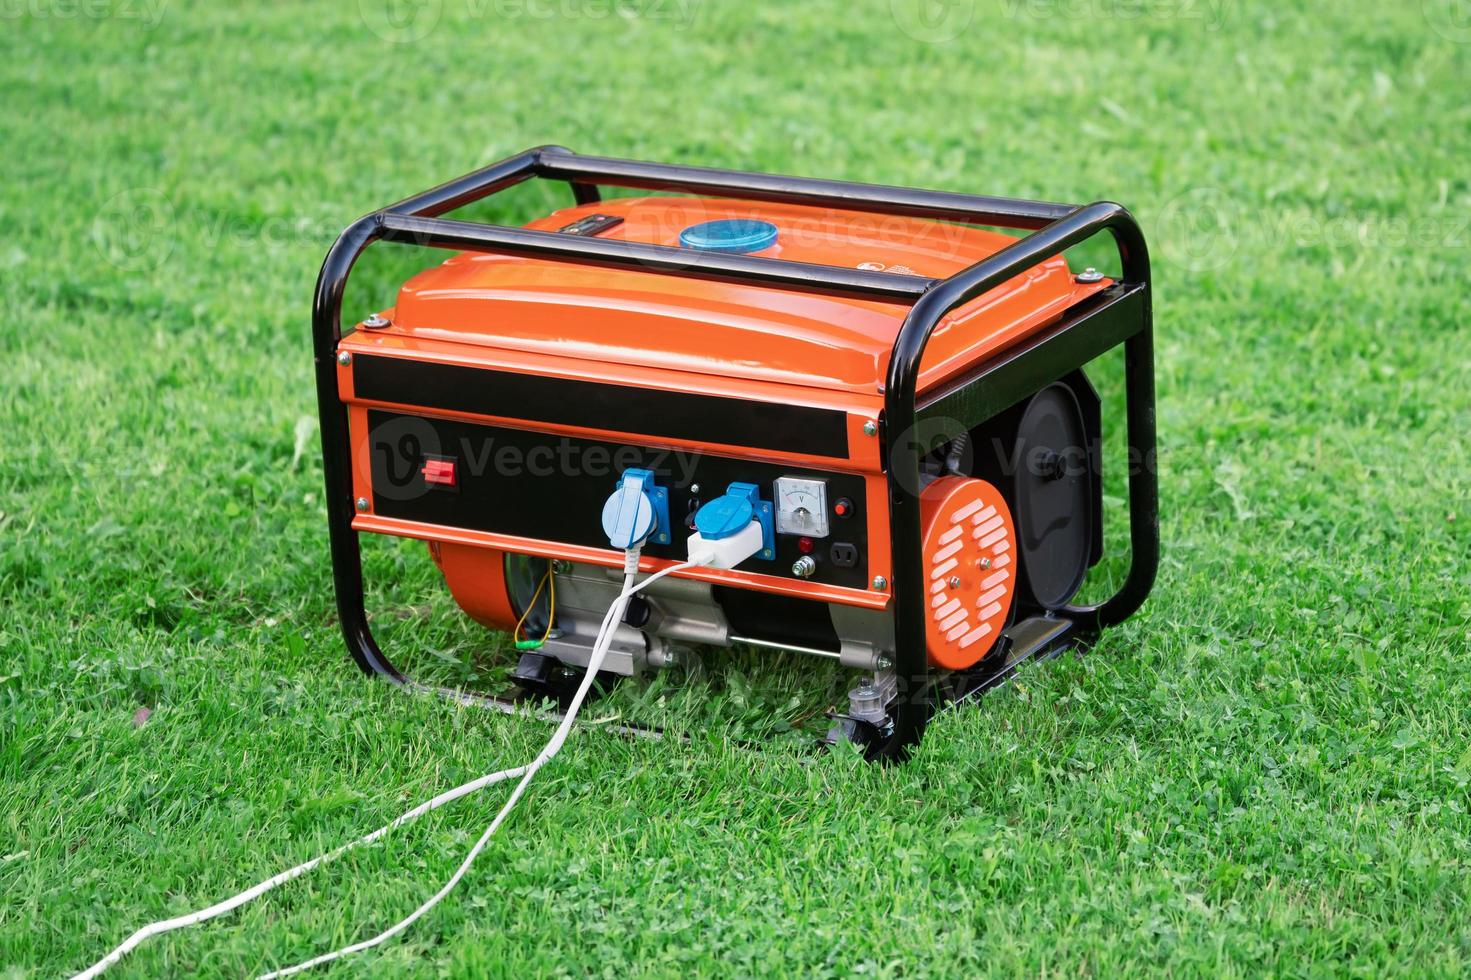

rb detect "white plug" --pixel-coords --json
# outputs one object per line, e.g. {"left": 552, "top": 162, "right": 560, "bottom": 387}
{"left": 686, "top": 520, "right": 765, "bottom": 570}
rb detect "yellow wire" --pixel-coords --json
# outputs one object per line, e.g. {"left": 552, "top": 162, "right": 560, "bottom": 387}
{"left": 512, "top": 562, "right": 556, "bottom": 647}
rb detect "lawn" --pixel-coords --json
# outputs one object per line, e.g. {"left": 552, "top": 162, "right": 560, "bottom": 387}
{"left": 3, "top": 0, "right": 1470, "bottom": 976}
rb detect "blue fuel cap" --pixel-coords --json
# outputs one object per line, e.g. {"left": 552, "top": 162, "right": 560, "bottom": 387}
{"left": 678, "top": 219, "right": 778, "bottom": 254}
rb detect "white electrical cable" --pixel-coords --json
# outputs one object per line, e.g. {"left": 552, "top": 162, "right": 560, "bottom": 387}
{"left": 68, "top": 765, "right": 528, "bottom": 980}
{"left": 71, "top": 551, "right": 703, "bottom": 980}
{"left": 259, "top": 554, "right": 701, "bottom": 978}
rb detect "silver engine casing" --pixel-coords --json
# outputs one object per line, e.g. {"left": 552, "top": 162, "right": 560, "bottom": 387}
{"left": 507, "top": 557, "right": 892, "bottom": 675}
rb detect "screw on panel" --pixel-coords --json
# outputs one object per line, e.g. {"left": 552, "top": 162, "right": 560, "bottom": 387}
{"left": 978, "top": 557, "right": 993, "bottom": 569}
{"left": 1075, "top": 267, "right": 1104, "bottom": 284}
{"left": 872, "top": 575, "right": 888, "bottom": 590}
{"left": 876, "top": 654, "right": 894, "bottom": 671}
{"left": 550, "top": 560, "right": 571, "bottom": 574}
{"left": 362, "top": 314, "right": 391, "bottom": 330}
{"left": 862, "top": 420, "right": 878, "bottom": 437}
{"left": 336, "top": 351, "right": 352, "bottom": 366}
{"left": 355, "top": 497, "right": 369, "bottom": 511}
{"left": 689, "top": 483, "right": 701, "bottom": 495}
{"left": 948, "top": 575, "right": 961, "bottom": 589}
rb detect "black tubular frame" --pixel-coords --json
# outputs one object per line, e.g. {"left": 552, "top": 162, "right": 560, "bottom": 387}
{"left": 313, "top": 146, "right": 1158, "bottom": 758}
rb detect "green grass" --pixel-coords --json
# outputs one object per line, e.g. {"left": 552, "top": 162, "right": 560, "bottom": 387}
{"left": 3, "top": 1, "right": 1471, "bottom": 975}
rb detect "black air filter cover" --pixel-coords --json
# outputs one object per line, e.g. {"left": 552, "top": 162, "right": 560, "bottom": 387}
{"left": 968, "top": 371, "right": 1103, "bottom": 611}
{"left": 1012, "top": 383, "right": 1094, "bottom": 608}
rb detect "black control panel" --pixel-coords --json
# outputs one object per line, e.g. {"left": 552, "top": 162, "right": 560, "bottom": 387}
{"left": 366, "top": 411, "right": 870, "bottom": 589}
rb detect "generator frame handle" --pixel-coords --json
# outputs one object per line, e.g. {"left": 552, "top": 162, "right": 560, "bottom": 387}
{"left": 313, "top": 147, "right": 1157, "bottom": 757}
{"left": 882, "top": 201, "right": 1157, "bottom": 757}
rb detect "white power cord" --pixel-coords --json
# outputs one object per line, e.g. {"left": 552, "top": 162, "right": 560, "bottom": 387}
{"left": 258, "top": 553, "right": 699, "bottom": 977}
{"left": 68, "top": 766, "right": 528, "bottom": 980}
{"left": 72, "top": 550, "right": 705, "bottom": 979}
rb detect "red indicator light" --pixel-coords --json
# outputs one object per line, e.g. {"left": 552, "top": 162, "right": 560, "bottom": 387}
{"left": 421, "top": 458, "right": 457, "bottom": 487}
{"left": 797, "top": 537, "right": 815, "bottom": 554}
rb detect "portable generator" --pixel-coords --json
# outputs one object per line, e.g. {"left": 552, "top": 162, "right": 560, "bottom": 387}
{"left": 312, "top": 147, "right": 1159, "bottom": 759}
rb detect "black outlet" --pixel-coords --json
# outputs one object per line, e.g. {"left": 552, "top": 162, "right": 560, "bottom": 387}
{"left": 830, "top": 542, "right": 859, "bottom": 568}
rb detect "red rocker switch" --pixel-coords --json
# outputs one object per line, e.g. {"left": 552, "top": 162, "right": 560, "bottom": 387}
{"left": 421, "top": 458, "right": 457, "bottom": 487}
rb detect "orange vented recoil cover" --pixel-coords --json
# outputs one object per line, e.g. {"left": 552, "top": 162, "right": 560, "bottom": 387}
{"left": 919, "top": 476, "right": 1018, "bottom": 669}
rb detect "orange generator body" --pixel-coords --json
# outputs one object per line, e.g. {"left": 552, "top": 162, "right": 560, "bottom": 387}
{"left": 313, "top": 148, "right": 1158, "bottom": 758}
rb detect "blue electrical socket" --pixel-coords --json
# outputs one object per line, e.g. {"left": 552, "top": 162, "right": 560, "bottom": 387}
{"left": 618, "top": 468, "right": 671, "bottom": 545}
{"left": 722, "top": 482, "right": 776, "bottom": 560}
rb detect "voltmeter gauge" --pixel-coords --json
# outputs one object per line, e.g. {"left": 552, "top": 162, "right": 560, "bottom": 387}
{"left": 774, "top": 477, "right": 830, "bottom": 538}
